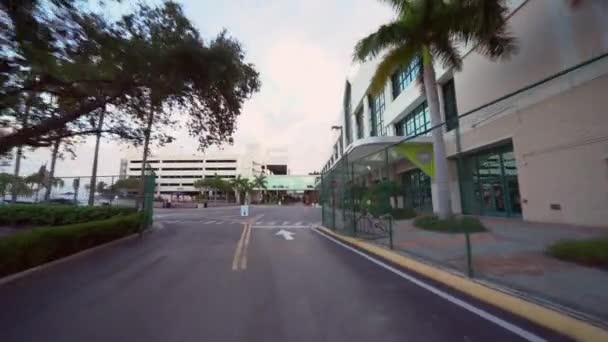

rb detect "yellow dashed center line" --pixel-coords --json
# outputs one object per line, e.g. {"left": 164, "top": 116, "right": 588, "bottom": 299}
{"left": 231, "top": 214, "right": 263, "bottom": 272}
{"left": 240, "top": 223, "right": 253, "bottom": 270}
{"left": 232, "top": 224, "right": 249, "bottom": 271}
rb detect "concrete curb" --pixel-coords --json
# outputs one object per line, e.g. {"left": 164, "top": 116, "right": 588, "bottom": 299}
{"left": 315, "top": 226, "right": 608, "bottom": 342}
{"left": 0, "top": 233, "right": 141, "bottom": 286}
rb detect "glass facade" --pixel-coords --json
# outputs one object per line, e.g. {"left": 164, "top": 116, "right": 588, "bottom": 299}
{"left": 401, "top": 169, "right": 432, "bottom": 212}
{"left": 459, "top": 144, "right": 522, "bottom": 217}
{"left": 394, "top": 102, "right": 431, "bottom": 137}
{"left": 369, "top": 92, "right": 386, "bottom": 137}
{"left": 391, "top": 58, "right": 420, "bottom": 99}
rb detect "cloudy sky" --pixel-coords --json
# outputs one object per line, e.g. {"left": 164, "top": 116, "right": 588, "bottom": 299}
{"left": 3, "top": 0, "right": 393, "bottom": 177}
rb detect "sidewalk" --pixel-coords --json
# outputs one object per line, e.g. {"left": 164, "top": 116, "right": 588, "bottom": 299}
{"left": 390, "top": 217, "right": 608, "bottom": 323}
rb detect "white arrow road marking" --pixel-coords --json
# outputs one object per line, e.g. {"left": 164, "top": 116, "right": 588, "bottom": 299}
{"left": 276, "top": 229, "right": 295, "bottom": 241}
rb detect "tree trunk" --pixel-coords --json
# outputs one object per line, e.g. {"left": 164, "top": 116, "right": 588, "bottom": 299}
{"left": 44, "top": 139, "right": 61, "bottom": 201}
{"left": 137, "top": 107, "right": 155, "bottom": 210}
{"left": 88, "top": 107, "right": 106, "bottom": 206}
{"left": 11, "top": 102, "right": 31, "bottom": 203}
{"left": 422, "top": 47, "right": 452, "bottom": 219}
{"left": 11, "top": 146, "right": 23, "bottom": 203}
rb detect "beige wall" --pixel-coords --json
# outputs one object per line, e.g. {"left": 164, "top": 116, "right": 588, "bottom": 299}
{"left": 456, "top": 0, "right": 608, "bottom": 114}
{"left": 447, "top": 74, "right": 608, "bottom": 227}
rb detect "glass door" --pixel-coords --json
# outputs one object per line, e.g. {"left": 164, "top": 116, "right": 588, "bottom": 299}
{"left": 459, "top": 144, "right": 521, "bottom": 217}
{"left": 478, "top": 151, "right": 507, "bottom": 216}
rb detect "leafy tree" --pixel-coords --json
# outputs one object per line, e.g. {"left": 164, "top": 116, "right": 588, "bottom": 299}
{"left": 0, "top": 173, "right": 31, "bottom": 201}
{"left": 195, "top": 175, "right": 230, "bottom": 202}
{"left": 353, "top": 0, "right": 516, "bottom": 218}
{"left": 0, "top": 1, "right": 260, "bottom": 154}
{"left": 96, "top": 181, "right": 108, "bottom": 195}
{"left": 111, "top": 178, "right": 141, "bottom": 196}
{"left": 0, "top": 173, "right": 12, "bottom": 201}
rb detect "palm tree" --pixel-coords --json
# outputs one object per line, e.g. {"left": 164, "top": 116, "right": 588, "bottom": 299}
{"left": 353, "top": 0, "right": 516, "bottom": 219}
{"left": 241, "top": 180, "right": 255, "bottom": 205}
{"left": 252, "top": 174, "right": 268, "bottom": 204}
{"left": 25, "top": 168, "right": 46, "bottom": 202}
{"left": 230, "top": 175, "right": 248, "bottom": 204}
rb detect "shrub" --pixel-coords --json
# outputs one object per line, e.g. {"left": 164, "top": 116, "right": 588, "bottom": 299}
{"left": 547, "top": 238, "right": 608, "bottom": 267}
{"left": 0, "top": 213, "right": 141, "bottom": 277}
{"left": 0, "top": 204, "right": 137, "bottom": 227}
{"left": 413, "top": 215, "right": 487, "bottom": 233}
{"left": 391, "top": 208, "right": 417, "bottom": 220}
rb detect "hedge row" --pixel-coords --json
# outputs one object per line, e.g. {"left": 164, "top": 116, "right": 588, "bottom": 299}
{"left": 413, "top": 215, "right": 487, "bottom": 233}
{"left": 547, "top": 237, "right": 608, "bottom": 267}
{"left": 0, "top": 213, "right": 141, "bottom": 277}
{"left": 0, "top": 204, "right": 137, "bottom": 227}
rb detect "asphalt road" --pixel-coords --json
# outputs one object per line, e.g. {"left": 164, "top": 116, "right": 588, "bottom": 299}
{"left": 0, "top": 205, "right": 569, "bottom": 341}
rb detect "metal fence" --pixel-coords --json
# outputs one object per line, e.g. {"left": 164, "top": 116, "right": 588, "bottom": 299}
{"left": 319, "top": 53, "right": 608, "bottom": 324}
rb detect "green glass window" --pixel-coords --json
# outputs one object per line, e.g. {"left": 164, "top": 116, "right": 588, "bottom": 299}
{"left": 391, "top": 58, "right": 421, "bottom": 99}
{"left": 395, "top": 101, "right": 430, "bottom": 137}
{"left": 369, "top": 92, "right": 386, "bottom": 137}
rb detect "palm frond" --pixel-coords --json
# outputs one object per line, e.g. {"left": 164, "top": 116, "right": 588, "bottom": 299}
{"left": 353, "top": 21, "right": 410, "bottom": 62}
{"left": 369, "top": 44, "right": 419, "bottom": 95}
{"left": 377, "top": 0, "right": 414, "bottom": 16}
{"left": 431, "top": 35, "right": 463, "bottom": 71}
{"left": 450, "top": 0, "right": 517, "bottom": 60}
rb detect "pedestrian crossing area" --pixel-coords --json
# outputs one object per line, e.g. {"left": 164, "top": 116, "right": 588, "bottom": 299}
{"left": 158, "top": 217, "right": 320, "bottom": 229}
{"left": 252, "top": 221, "right": 320, "bottom": 229}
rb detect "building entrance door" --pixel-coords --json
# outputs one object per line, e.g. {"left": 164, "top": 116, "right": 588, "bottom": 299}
{"left": 460, "top": 144, "right": 521, "bottom": 217}
{"left": 401, "top": 169, "right": 432, "bottom": 212}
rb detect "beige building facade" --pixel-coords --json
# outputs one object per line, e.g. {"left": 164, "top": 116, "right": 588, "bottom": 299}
{"left": 323, "top": 0, "right": 608, "bottom": 227}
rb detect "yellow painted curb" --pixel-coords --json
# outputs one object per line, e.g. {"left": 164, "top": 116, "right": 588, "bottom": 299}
{"left": 317, "top": 227, "right": 608, "bottom": 342}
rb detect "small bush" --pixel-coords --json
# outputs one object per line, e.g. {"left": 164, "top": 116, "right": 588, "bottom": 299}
{"left": 0, "top": 213, "right": 141, "bottom": 277}
{"left": 413, "top": 215, "right": 487, "bottom": 233}
{"left": 391, "top": 208, "right": 417, "bottom": 220}
{"left": 547, "top": 238, "right": 608, "bottom": 267}
{"left": 0, "top": 204, "right": 136, "bottom": 227}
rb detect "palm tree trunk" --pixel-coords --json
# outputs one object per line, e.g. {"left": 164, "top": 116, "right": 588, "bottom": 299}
{"left": 137, "top": 107, "right": 154, "bottom": 210}
{"left": 44, "top": 139, "right": 61, "bottom": 201}
{"left": 422, "top": 47, "right": 452, "bottom": 219}
{"left": 88, "top": 107, "right": 106, "bottom": 206}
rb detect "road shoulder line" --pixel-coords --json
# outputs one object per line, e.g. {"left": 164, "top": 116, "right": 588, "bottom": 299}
{"left": 313, "top": 226, "right": 608, "bottom": 342}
